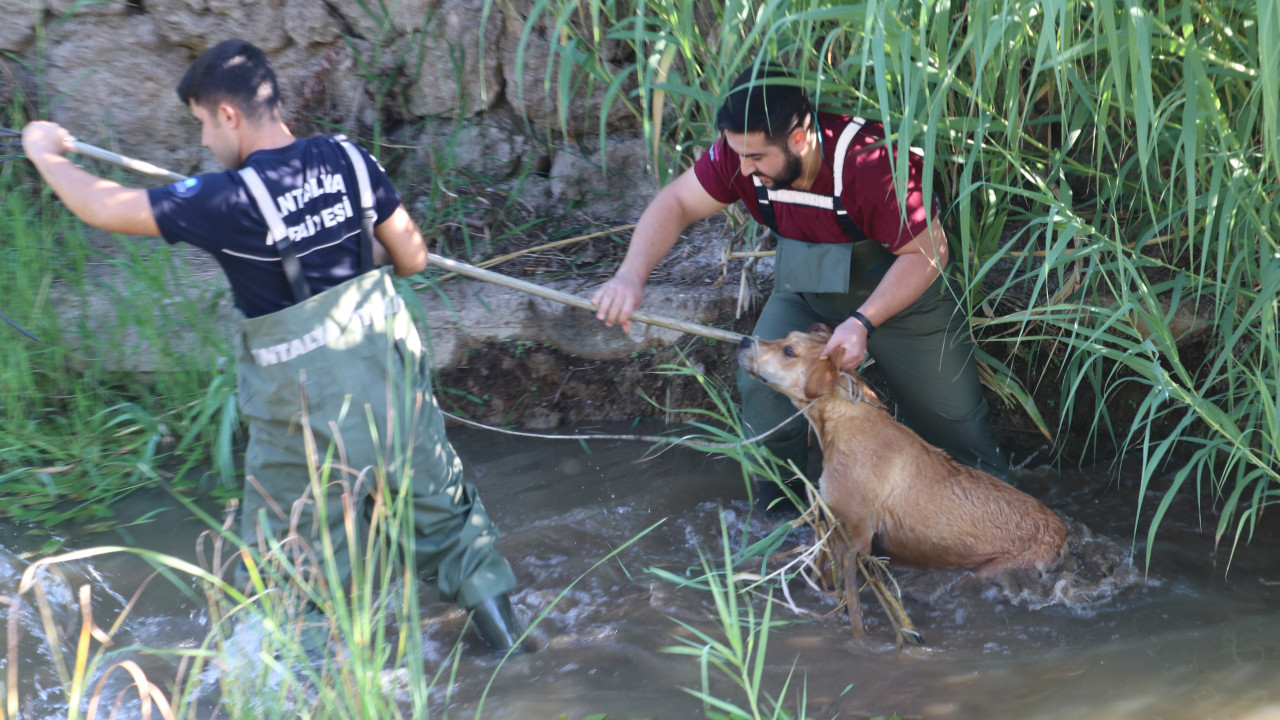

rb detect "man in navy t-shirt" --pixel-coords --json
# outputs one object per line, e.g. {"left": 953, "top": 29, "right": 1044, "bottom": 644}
{"left": 148, "top": 134, "right": 402, "bottom": 318}
{"left": 23, "top": 39, "right": 526, "bottom": 652}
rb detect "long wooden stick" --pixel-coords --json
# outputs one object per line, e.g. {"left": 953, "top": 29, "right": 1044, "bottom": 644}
{"left": 70, "top": 139, "right": 188, "bottom": 183}
{"left": 58, "top": 138, "right": 746, "bottom": 344}
{"left": 422, "top": 253, "right": 744, "bottom": 343}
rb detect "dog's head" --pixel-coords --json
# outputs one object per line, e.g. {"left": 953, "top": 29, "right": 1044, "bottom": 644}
{"left": 736, "top": 324, "right": 846, "bottom": 402}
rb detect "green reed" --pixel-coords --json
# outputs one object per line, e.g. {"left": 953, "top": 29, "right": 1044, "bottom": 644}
{"left": 651, "top": 499, "right": 899, "bottom": 720}
{"left": 0, "top": 143, "right": 239, "bottom": 526}
{"left": 0, "top": 454, "right": 441, "bottom": 719}
{"left": 0, "top": 394, "right": 666, "bottom": 719}
{"left": 522, "top": 0, "right": 1279, "bottom": 567}
{"left": 660, "top": 514, "right": 807, "bottom": 720}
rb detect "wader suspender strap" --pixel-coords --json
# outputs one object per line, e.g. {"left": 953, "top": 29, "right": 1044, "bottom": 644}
{"left": 336, "top": 137, "right": 376, "bottom": 275}
{"left": 240, "top": 165, "right": 311, "bottom": 304}
{"left": 752, "top": 117, "right": 869, "bottom": 243}
{"left": 238, "top": 138, "right": 378, "bottom": 304}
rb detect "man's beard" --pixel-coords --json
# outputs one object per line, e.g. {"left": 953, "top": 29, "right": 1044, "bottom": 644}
{"left": 760, "top": 145, "right": 805, "bottom": 189}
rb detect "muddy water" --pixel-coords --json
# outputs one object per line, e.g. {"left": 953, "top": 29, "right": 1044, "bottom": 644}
{"left": 5, "top": 422, "right": 1280, "bottom": 719}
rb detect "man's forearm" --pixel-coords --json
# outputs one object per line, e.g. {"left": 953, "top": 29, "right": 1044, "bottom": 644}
{"left": 27, "top": 152, "right": 159, "bottom": 236}
{"left": 29, "top": 152, "right": 111, "bottom": 223}
{"left": 856, "top": 251, "right": 943, "bottom": 326}
{"left": 614, "top": 198, "right": 686, "bottom": 283}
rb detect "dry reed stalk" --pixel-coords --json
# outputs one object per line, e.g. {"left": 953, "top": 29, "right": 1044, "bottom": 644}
{"left": 433, "top": 224, "right": 637, "bottom": 283}
{"left": 769, "top": 486, "right": 924, "bottom": 647}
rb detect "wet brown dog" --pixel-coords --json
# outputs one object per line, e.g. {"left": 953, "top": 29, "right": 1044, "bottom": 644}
{"left": 738, "top": 325, "right": 1066, "bottom": 577}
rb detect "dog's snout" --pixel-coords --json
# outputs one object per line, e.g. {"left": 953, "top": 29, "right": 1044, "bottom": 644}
{"left": 739, "top": 336, "right": 753, "bottom": 350}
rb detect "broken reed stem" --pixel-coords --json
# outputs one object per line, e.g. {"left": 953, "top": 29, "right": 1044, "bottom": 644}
{"left": 856, "top": 553, "right": 924, "bottom": 647}
{"left": 4, "top": 593, "right": 21, "bottom": 720}
{"left": 794, "top": 492, "right": 923, "bottom": 647}
{"left": 432, "top": 224, "right": 637, "bottom": 283}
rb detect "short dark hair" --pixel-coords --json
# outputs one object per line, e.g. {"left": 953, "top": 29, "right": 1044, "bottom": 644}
{"left": 715, "top": 65, "right": 813, "bottom": 141}
{"left": 176, "top": 39, "right": 280, "bottom": 122}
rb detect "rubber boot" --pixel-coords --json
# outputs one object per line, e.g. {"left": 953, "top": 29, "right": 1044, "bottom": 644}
{"left": 470, "top": 594, "right": 527, "bottom": 653}
{"left": 753, "top": 473, "right": 805, "bottom": 515}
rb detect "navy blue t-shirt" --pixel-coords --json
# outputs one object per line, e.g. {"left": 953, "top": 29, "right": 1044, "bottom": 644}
{"left": 148, "top": 136, "right": 402, "bottom": 318}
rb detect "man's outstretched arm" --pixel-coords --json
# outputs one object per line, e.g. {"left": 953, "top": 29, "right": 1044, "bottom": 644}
{"left": 23, "top": 121, "right": 160, "bottom": 237}
{"left": 592, "top": 167, "right": 728, "bottom": 333}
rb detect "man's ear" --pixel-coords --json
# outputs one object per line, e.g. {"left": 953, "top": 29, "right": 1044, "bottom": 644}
{"left": 788, "top": 113, "right": 812, "bottom": 148}
{"left": 804, "top": 348, "right": 842, "bottom": 399}
{"left": 217, "top": 101, "right": 241, "bottom": 129}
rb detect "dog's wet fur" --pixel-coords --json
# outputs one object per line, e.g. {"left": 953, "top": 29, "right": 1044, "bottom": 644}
{"left": 738, "top": 325, "right": 1067, "bottom": 577}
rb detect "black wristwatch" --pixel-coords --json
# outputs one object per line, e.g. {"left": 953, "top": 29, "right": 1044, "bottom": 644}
{"left": 849, "top": 310, "right": 876, "bottom": 336}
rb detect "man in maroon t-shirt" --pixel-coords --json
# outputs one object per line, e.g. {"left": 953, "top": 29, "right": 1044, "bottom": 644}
{"left": 593, "top": 66, "right": 1009, "bottom": 512}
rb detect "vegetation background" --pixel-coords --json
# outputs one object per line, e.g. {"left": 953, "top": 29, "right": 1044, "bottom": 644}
{"left": 1, "top": 0, "right": 1277, "bottom": 718}
{"left": 1, "top": 0, "right": 1276, "bottom": 599}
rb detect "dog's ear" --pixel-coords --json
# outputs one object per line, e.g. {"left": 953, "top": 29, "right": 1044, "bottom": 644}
{"left": 804, "top": 348, "right": 842, "bottom": 399}
{"left": 808, "top": 323, "right": 833, "bottom": 339}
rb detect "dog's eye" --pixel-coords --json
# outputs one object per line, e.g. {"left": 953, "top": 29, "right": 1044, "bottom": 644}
{"left": 783, "top": 345, "right": 796, "bottom": 358}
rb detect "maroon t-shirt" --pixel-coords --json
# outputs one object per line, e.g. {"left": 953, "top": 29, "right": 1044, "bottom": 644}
{"left": 693, "top": 112, "right": 930, "bottom": 252}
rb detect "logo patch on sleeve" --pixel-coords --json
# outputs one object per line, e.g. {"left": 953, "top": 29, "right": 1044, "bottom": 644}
{"left": 170, "top": 177, "right": 201, "bottom": 198}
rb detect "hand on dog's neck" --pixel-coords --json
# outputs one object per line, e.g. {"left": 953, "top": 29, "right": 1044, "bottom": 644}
{"left": 805, "top": 347, "right": 846, "bottom": 399}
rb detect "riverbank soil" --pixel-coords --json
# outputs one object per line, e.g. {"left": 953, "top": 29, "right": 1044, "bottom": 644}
{"left": 430, "top": 223, "right": 1185, "bottom": 471}
{"left": 62, "top": 213, "right": 1188, "bottom": 473}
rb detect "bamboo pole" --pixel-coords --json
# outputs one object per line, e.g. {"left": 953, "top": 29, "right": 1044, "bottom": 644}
{"left": 70, "top": 139, "right": 188, "bottom": 184}
{"left": 423, "top": 253, "right": 744, "bottom": 344}
{"left": 53, "top": 138, "right": 746, "bottom": 344}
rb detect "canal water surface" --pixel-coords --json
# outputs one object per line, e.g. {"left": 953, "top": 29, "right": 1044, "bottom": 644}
{"left": 4, "top": 421, "right": 1280, "bottom": 719}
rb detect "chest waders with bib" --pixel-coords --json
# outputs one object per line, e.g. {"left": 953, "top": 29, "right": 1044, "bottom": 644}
{"left": 737, "top": 119, "right": 1010, "bottom": 512}
{"left": 236, "top": 139, "right": 524, "bottom": 651}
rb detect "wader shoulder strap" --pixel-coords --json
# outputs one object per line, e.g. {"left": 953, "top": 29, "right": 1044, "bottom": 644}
{"left": 239, "top": 165, "right": 311, "bottom": 303}
{"left": 829, "top": 117, "right": 867, "bottom": 243}
{"left": 336, "top": 136, "right": 377, "bottom": 275}
{"left": 752, "top": 175, "right": 778, "bottom": 233}
{"left": 750, "top": 117, "right": 869, "bottom": 243}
